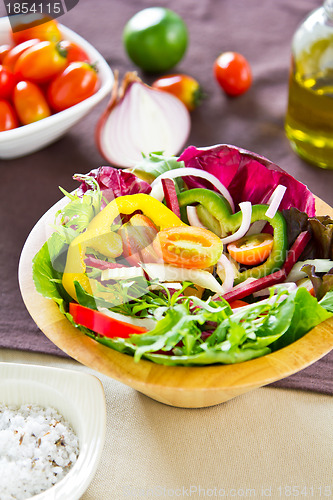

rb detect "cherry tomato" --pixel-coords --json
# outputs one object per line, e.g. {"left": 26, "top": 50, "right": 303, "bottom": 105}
{"left": 214, "top": 51, "right": 252, "bottom": 96}
{"left": 229, "top": 300, "right": 248, "bottom": 309}
{"left": 14, "top": 41, "right": 68, "bottom": 84}
{"left": 47, "top": 62, "right": 99, "bottom": 112}
{"left": 227, "top": 233, "right": 274, "bottom": 266}
{"left": 0, "top": 100, "right": 19, "bottom": 131}
{"left": 153, "top": 226, "right": 223, "bottom": 269}
{"left": 0, "top": 44, "right": 11, "bottom": 64}
{"left": 58, "top": 40, "right": 90, "bottom": 63}
{"left": 3, "top": 39, "right": 40, "bottom": 72}
{"left": 13, "top": 81, "right": 51, "bottom": 125}
{"left": 11, "top": 16, "right": 61, "bottom": 45}
{"left": 152, "top": 74, "right": 204, "bottom": 111}
{"left": 0, "top": 65, "right": 16, "bottom": 100}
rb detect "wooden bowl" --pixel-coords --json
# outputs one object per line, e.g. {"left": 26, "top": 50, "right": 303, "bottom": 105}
{"left": 19, "top": 196, "right": 333, "bottom": 408}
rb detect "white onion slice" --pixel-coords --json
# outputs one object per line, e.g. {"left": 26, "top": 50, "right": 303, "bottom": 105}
{"left": 253, "top": 281, "right": 297, "bottom": 298}
{"left": 246, "top": 184, "right": 287, "bottom": 235}
{"left": 220, "top": 202, "right": 252, "bottom": 244}
{"left": 148, "top": 282, "right": 183, "bottom": 291}
{"left": 186, "top": 206, "right": 207, "bottom": 229}
{"left": 216, "top": 254, "right": 235, "bottom": 293}
{"left": 97, "top": 307, "right": 156, "bottom": 330}
{"left": 286, "top": 259, "right": 333, "bottom": 283}
{"left": 265, "top": 185, "right": 287, "bottom": 219}
{"left": 96, "top": 75, "right": 191, "bottom": 168}
{"left": 142, "top": 263, "right": 227, "bottom": 295}
{"left": 150, "top": 167, "right": 235, "bottom": 212}
{"left": 101, "top": 266, "right": 144, "bottom": 281}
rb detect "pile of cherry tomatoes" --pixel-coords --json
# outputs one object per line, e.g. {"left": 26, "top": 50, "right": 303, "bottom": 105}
{"left": 0, "top": 18, "right": 99, "bottom": 132}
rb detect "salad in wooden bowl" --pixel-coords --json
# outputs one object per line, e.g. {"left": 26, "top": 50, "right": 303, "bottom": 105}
{"left": 19, "top": 144, "right": 333, "bottom": 407}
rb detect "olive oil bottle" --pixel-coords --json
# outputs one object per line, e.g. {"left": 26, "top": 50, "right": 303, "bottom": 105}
{"left": 285, "top": 0, "right": 333, "bottom": 169}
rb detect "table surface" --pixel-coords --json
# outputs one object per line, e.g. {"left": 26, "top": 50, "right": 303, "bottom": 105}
{"left": 1, "top": 0, "right": 332, "bottom": 498}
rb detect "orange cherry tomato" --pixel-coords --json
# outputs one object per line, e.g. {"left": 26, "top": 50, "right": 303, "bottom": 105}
{"left": 227, "top": 233, "right": 274, "bottom": 266}
{"left": 11, "top": 17, "right": 61, "bottom": 45}
{"left": 58, "top": 40, "right": 90, "bottom": 63}
{"left": 47, "top": 62, "right": 99, "bottom": 112}
{"left": 3, "top": 39, "right": 40, "bottom": 71}
{"left": 0, "top": 65, "right": 16, "bottom": 100}
{"left": 0, "top": 99, "right": 19, "bottom": 131}
{"left": 153, "top": 226, "right": 223, "bottom": 269}
{"left": 14, "top": 41, "right": 68, "bottom": 84}
{"left": 229, "top": 300, "right": 248, "bottom": 309}
{"left": 13, "top": 81, "right": 51, "bottom": 125}
{"left": 214, "top": 51, "right": 252, "bottom": 96}
{"left": 152, "top": 74, "right": 204, "bottom": 111}
{"left": 0, "top": 44, "right": 11, "bottom": 64}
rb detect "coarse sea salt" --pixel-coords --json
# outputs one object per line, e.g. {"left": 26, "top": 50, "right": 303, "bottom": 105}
{"left": 0, "top": 403, "right": 79, "bottom": 500}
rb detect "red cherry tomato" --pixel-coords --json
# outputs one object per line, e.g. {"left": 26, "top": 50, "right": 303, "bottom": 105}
{"left": 14, "top": 41, "right": 68, "bottom": 84}
{"left": 13, "top": 81, "right": 51, "bottom": 125}
{"left": 0, "top": 44, "right": 11, "bottom": 64}
{"left": 3, "top": 39, "right": 40, "bottom": 72}
{"left": 58, "top": 40, "right": 90, "bottom": 63}
{"left": 47, "top": 62, "right": 99, "bottom": 112}
{"left": 152, "top": 74, "right": 204, "bottom": 111}
{"left": 11, "top": 17, "right": 61, "bottom": 45}
{"left": 214, "top": 51, "right": 252, "bottom": 96}
{"left": 0, "top": 99, "right": 19, "bottom": 131}
{"left": 0, "top": 65, "right": 16, "bottom": 100}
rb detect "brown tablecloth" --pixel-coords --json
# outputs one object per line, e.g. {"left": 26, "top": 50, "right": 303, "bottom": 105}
{"left": 1, "top": 0, "right": 332, "bottom": 394}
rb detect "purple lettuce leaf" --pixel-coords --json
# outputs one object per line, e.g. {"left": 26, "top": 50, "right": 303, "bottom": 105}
{"left": 179, "top": 144, "right": 316, "bottom": 216}
{"left": 75, "top": 166, "right": 151, "bottom": 207}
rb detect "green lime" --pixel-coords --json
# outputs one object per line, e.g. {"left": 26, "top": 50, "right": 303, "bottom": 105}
{"left": 123, "top": 7, "right": 188, "bottom": 73}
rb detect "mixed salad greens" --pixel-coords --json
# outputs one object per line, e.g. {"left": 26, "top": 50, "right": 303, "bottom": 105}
{"left": 33, "top": 144, "right": 333, "bottom": 366}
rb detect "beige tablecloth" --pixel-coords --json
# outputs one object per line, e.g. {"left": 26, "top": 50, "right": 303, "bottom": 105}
{"left": 0, "top": 350, "right": 331, "bottom": 499}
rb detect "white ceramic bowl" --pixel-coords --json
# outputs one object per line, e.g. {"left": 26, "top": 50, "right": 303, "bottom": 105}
{"left": 0, "top": 17, "right": 113, "bottom": 159}
{"left": 0, "top": 362, "right": 106, "bottom": 499}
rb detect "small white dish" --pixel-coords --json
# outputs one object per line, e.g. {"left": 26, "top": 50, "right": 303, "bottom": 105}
{"left": 0, "top": 362, "right": 106, "bottom": 500}
{"left": 0, "top": 17, "right": 113, "bottom": 159}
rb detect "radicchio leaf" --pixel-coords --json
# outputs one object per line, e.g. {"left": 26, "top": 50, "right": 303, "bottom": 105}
{"left": 75, "top": 166, "right": 151, "bottom": 207}
{"left": 179, "top": 144, "right": 316, "bottom": 216}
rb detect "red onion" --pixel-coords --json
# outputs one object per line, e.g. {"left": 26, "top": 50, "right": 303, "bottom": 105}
{"left": 96, "top": 72, "right": 191, "bottom": 168}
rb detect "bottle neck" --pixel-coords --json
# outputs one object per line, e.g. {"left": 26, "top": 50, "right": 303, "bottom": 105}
{"left": 324, "top": 0, "right": 333, "bottom": 20}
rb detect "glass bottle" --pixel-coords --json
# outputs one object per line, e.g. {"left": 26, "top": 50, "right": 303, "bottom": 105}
{"left": 285, "top": 0, "right": 333, "bottom": 169}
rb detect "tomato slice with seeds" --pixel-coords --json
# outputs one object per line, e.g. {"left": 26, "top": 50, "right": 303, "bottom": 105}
{"left": 227, "top": 233, "right": 274, "bottom": 266}
{"left": 153, "top": 226, "right": 223, "bottom": 269}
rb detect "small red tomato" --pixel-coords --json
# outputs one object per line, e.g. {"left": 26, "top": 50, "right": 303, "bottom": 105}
{"left": 47, "top": 62, "right": 99, "bottom": 112}
{"left": 13, "top": 81, "right": 51, "bottom": 125}
{"left": 0, "top": 44, "right": 11, "bottom": 64}
{"left": 14, "top": 41, "right": 68, "bottom": 84}
{"left": 214, "top": 51, "right": 252, "bottom": 96}
{"left": 58, "top": 40, "right": 90, "bottom": 63}
{"left": 152, "top": 74, "right": 204, "bottom": 111}
{"left": 0, "top": 65, "right": 16, "bottom": 100}
{"left": 0, "top": 99, "right": 19, "bottom": 131}
{"left": 11, "top": 17, "right": 61, "bottom": 45}
{"left": 3, "top": 39, "right": 40, "bottom": 72}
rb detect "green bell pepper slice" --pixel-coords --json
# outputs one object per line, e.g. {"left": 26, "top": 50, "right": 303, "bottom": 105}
{"left": 178, "top": 188, "right": 288, "bottom": 284}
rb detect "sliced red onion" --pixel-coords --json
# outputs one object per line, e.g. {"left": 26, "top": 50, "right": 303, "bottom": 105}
{"left": 186, "top": 206, "right": 207, "bottom": 229}
{"left": 265, "top": 184, "right": 287, "bottom": 219}
{"left": 246, "top": 184, "right": 286, "bottom": 235}
{"left": 221, "top": 202, "right": 252, "bottom": 244}
{"left": 150, "top": 167, "right": 235, "bottom": 212}
{"left": 96, "top": 72, "right": 191, "bottom": 168}
{"left": 216, "top": 254, "right": 235, "bottom": 293}
{"left": 101, "top": 266, "right": 144, "bottom": 281}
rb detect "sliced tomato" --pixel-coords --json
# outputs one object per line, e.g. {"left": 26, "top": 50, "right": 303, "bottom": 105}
{"left": 227, "top": 233, "right": 274, "bottom": 266}
{"left": 153, "top": 226, "right": 223, "bottom": 269}
{"left": 69, "top": 302, "right": 147, "bottom": 338}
